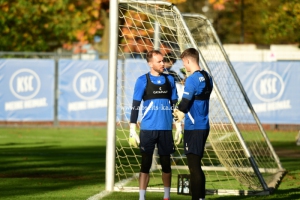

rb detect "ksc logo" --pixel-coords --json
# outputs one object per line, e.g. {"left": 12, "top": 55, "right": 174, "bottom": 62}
{"left": 253, "top": 71, "right": 285, "bottom": 102}
{"left": 73, "top": 69, "right": 104, "bottom": 100}
{"left": 9, "top": 69, "right": 41, "bottom": 100}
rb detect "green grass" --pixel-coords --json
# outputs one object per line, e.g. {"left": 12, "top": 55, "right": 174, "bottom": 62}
{"left": 0, "top": 128, "right": 300, "bottom": 199}
{"left": 0, "top": 127, "right": 107, "bottom": 200}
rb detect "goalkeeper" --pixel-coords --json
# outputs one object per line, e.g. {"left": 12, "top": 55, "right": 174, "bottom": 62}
{"left": 129, "top": 50, "right": 178, "bottom": 200}
{"left": 163, "top": 53, "right": 185, "bottom": 145}
{"left": 173, "top": 48, "right": 213, "bottom": 200}
{"left": 163, "top": 52, "right": 184, "bottom": 84}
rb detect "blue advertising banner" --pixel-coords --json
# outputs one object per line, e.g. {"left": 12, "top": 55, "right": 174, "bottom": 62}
{"left": 0, "top": 59, "right": 54, "bottom": 121}
{"left": 1, "top": 59, "right": 297, "bottom": 124}
{"left": 120, "top": 59, "right": 149, "bottom": 120}
{"left": 58, "top": 60, "right": 108, "bottom": 121}
{"left": 233, "top": 61, "right": 300, "bottom": 124}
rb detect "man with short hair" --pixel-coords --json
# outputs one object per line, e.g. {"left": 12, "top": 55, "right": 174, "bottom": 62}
{"left": 163, "top": 52, "right": 185, "bottom": 145}
{"left": 163, "top": 52, "right": 184, "bottom": 84}
{"left": 129, "top": 50, "right": 178, "bottom": 200}
{"left": 173, "top": 48, "right": 213, "bottom": 200}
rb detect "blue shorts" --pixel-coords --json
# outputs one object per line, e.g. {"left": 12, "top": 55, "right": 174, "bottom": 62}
{"left": 139, "top": 130, "right": 175, "bottom": 155}
{"left": 184, "top": 129, "right": 209, "bottom": 158}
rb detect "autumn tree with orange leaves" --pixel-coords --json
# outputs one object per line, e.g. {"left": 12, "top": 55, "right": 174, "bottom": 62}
{"left": 1, "top": 0, "right": 298, "bottom": 52}
{"left": 0, "top": 0, "right": 107, "bottom": 52}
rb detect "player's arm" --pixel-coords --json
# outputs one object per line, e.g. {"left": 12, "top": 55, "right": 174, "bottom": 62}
{"left": 177, "top": 98, "right": 190, "bottom": 113}
{"left": 168, "top": 75, "right": 178, "bottom": 109}
{"left": 128, "top": 76, "right": 146, "bottom": 147}
{"left": 130, "top": 76, "right": 146, "bottom": 123}
{"left": 173, "top": 98, "right": 190, "bottom": 123}
{"left": 173, "top": 78, "right": 195, "bottom": 122}
{"left": 171, "top": 100, "right": 178, "bottom": 110}
{"left": 168, "top": 74, "right": 183, "bottom": 144}
{"left": 130, "top": 100, "right": 141, "bottom": 124}
{"left": 177, "top": 77, "right": 195, "bottom": 112}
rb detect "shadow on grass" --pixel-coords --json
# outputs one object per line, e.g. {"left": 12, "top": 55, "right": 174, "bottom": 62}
{"left": 1, "top": 129, "right": 299, "bottom": 200}
{"left": 208, "top": 187, "right": 300, "bottom": 200}
{"left": 0, "top": 144, "right": 107, "bottom": 199}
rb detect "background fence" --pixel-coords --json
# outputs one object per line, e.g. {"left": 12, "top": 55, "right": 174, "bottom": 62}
{"left": 0, "top": 51, "right": 299, "bottom": 129}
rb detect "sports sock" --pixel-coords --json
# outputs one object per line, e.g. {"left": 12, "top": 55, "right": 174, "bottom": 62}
{"left": 139, "top": 190, "right": 146, "bottom": 200}
{"left": 163, "top": 187, "right": 170, "bottom": 199}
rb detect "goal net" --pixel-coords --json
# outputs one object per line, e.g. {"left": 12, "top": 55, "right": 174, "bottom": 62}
{"left": 112, "top": 0, "right": 285, "bottom": 195}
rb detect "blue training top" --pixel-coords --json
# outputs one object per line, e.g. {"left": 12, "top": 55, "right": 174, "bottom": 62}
{"left": 133, "top": 72, "right": 178, "bottom": 130}
{"left": 181, "top": 70, "right": 213, "bottom": 130}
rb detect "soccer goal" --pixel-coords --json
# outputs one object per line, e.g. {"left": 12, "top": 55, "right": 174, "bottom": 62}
{"left": 106, "top": 0, "right": 285, "bottom": 196}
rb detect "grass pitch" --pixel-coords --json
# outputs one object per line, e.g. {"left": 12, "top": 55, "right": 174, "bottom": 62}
{"left": 0, "top": 127, "right": 106, "bottom": 200}
{"left": 0, "top": 127, "right": 299, "bottom": 200}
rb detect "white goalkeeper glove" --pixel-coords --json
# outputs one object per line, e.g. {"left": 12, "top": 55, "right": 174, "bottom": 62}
{"left": 174, "top": 122, "right": 183, "bottom": 145}
{"left": 173, "top": 109, "right": 185, "bottom": 123}
{"left": 129, "top": 123, "right": 140, "bottom": 148}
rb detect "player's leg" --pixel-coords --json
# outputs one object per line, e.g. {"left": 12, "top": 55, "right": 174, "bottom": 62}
{"left": 160, "top": 155, "right": 171, "bottom": 200}
{"left": 139, "top": 130, "right": 158, "bottom": 200}
{"left": 184, "top": 129, "right": 209, "bottom": 200}
{"left": 160, "top": 155, "right": 172, "bottom": 186}
{"left": 139, "top": 153, "right": 152, "bottom": 200}
{"left": 157, "top": 130, "right": 175, "bottom": 200}
{"left": 186, "top": 153, "right": 204, "bottom": 200}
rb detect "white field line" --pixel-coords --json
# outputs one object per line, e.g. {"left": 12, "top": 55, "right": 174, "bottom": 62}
{"left": 86, "top": 190, "right": 111, "bottom": 200}
{"left": 87, "top": 175, "right": 138, "bottom": 200}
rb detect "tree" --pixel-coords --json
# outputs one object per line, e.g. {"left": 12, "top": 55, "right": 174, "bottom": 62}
{"left": 213, "top": 0, "right": 300, "bottom": 44}
{"left": 212, "top": 0, "right": 272, "bottom": 44}
{"left": 1, "top": 0, "right": 298, "bottom": 52}
{"left": 176, "top": 0, "right": 300, "bottom": 45}
{"left": 0, "top": 0, "right": 105, "bottom": 51}
{"left": 264, "top": 0, "right": 300, "bottom": 44}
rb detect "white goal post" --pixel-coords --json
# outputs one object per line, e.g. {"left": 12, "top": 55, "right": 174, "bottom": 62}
{"left": 106, "top": 0, "right": 285, "bottom": 196}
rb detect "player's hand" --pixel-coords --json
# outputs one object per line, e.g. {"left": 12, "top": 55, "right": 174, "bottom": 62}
{"left": 180, "top": 68, "right": 186, "bottom": 76}
{"left": 174, "top": 122, "right": 183, "bottom": 145}
{"left": 173, "top": 109, "right": 185, "bottom": 123}
{"left": 129, "top": 123, "right": 140, "bottom": 148}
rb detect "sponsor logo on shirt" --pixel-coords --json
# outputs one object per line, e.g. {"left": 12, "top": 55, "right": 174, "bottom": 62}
{"left": 199, "top": 77, "right": 205, "bottom": 82}
{"left": 153, "top": 87, "right": 168, "bottom": 94}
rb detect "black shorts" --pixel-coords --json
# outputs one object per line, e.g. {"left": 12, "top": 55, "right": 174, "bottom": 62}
{"left": 139, "top": 130, "right": 175, "bottom": 155}
{"left": 184, "top": 129, "right": 209, "bottom": 158}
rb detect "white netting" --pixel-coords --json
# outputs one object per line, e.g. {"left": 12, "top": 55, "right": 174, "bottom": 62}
{"left": 114, "top": 0, "right": 284, "bottom": 195}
